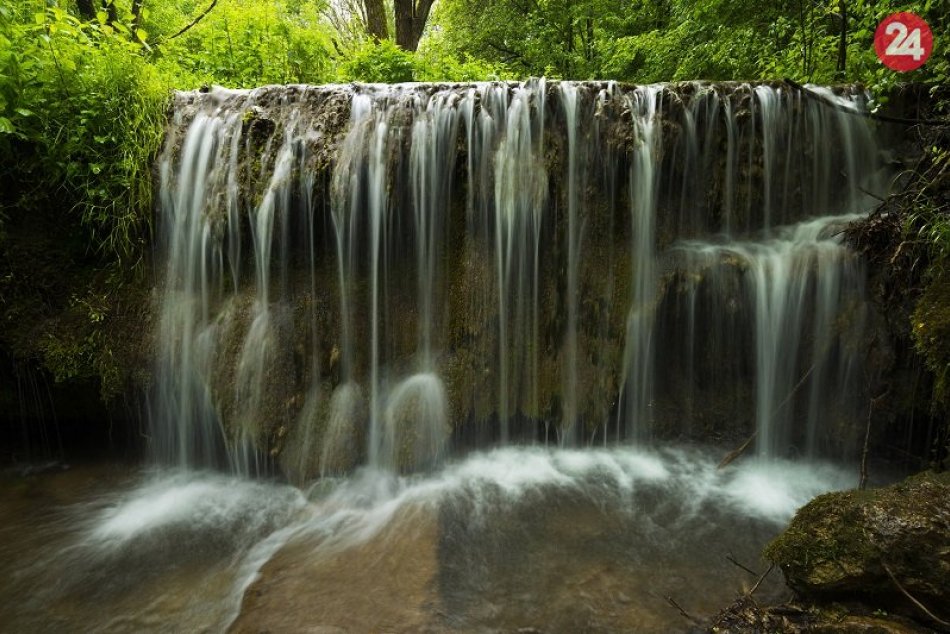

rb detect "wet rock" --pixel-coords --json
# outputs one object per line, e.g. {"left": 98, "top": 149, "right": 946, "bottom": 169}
{"left": 765, "top": 471, "right": 950, "bottom": 624}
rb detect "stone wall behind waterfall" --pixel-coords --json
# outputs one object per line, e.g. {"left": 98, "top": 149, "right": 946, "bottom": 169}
{"left": 153, "top": 80, "right": 886, "bottom": 479}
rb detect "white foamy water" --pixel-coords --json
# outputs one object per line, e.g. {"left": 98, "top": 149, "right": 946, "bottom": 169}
{"left": 220, "top": 446, "right": 854, "bottom": 623}
{"left": 0, "top": 446, "right": 858, "bottom": 633}
{"left": 89, "top": 470, "right": 307, "bottom": 546}
{"left": 82, "top": 446, "right": 853, "bottom": 567}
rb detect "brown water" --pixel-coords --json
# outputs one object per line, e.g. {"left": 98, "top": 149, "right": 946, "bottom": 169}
{"left": 0, "top": 446, "right": 857, "bottom": 633}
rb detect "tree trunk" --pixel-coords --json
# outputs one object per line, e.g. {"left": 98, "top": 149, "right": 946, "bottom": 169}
{"left": 363, "top": 0, "right": 389, "bottom": 42}
{"left": 76, "top": 0, "right": 97, "bottom": 20}
{"left": 75, "top": 1, "right": 118, "bottom": 25}
{"left": 132, "top": 0, "right": 145, "bottom": 30}
{"left": 586, "top": 17, "right": 594, "bottom": 63}
{"left": 837, "top": 0, "right": 848, "bottom": 75}
{"left": 394, "top": 0, "right": 434, "bottom": 52}
{"left": 104, "top": 1, "right": 118, "bottom": 26}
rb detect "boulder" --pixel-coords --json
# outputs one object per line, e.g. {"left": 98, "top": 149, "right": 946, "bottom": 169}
{"left": 765, "top": 471, "right": 950, "bottom": 624}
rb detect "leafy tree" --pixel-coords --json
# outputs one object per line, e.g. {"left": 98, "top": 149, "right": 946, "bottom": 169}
{"left": 430, "top": 0, "right": 948, "bottom": 86}
{"left": 154, "top": 0, "right": 335, "bottom": 87}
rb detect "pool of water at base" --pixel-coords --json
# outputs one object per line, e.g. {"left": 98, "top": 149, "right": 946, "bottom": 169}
{"left": 0, "top": 445, "right": 861, "bottom": 633}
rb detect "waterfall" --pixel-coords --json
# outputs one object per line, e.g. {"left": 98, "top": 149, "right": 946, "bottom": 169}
{"left": 153, "top": 81, "right": 883, "bottom": 477}
{"left": 620, "top": 85, "right": 662, "bottom": 443}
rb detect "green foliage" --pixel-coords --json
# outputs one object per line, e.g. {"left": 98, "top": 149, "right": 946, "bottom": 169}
{"left": 908, "top": 139, "right": 950, "bottom": 407}
{"left": 430, "top": 0, "right": 950, "bottom": 90}
{"left": 433, "top": 0, "right": 606, "bottom": 78}
{"left": 0, "top": 3, "right": 169, "bottom": 266}
{"left": 416, "top": 31, "right": 512, "bottom": 81}
{"left": 0, "top": 2, "right": 170, "bottom": 397}
{"left": 339, "top": 39, "right": 416, "bottom": 83}
{"left": 913, "top": 269, "right": 950, "bottom": 407}
{"left": 156, "top": 0, "right": 335, "bottom": 88}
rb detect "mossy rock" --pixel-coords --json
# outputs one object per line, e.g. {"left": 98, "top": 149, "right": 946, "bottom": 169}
{"left": 765, "top": 471, "right": 950, "bottom": 617}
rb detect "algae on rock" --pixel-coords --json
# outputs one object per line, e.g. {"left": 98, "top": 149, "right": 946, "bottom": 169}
{"left": 765, "top": 471, "right": 950, "bottom": 625}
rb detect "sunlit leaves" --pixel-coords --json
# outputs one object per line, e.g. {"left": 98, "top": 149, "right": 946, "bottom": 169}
{"left": 341, "top": 39, "right": 415, "bottom": 82}
{"left": 0, "top": 1, "right": 170, "bottom": 269}
{"left": 157, "top": 0, "right": 335, "bottom": 88}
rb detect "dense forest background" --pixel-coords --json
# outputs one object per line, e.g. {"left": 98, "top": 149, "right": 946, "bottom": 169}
{"left": 0, "top": 0, "right": 948, "bottom": 452}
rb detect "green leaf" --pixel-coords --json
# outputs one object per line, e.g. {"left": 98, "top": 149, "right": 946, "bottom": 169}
{"left": 96, "top": 11, "right": 108, "bottom": 24}
{"left": 33, "top": 12, "right": 46, "bottom": 25}
{"left": 14, "top": 108, "right": 33, "bottom": 117}
{"left": 0, "top": 117, "right": 14, "bottom": 134}
{"left": 135, "top": 29, "right": 148, "bottom": 43}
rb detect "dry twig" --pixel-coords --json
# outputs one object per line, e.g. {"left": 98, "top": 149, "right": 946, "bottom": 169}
{"left": 727, "top": 554, "right": 759, "bottom": 577}
{"left": 666, "top": 596, "right": 702, "bottom": 626}
{"left": 748, "top": 564, "right": 774, "bottom": 598}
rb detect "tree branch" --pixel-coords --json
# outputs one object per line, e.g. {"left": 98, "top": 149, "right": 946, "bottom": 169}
{"left": 132, "top": 0, "right": 145, "bottom": 31}
{"left": 883, "top": 563, "right": 950, "bottom": 628}
{"left": 163, "top": 0, "right": 219, "bottom": 42}
{"left": 666, "top": 596, "right": 702, "bottom": 626}
{"left": 726, "top": 554, "right": 760, "bottom": 577}
{"left": 485, "top": 40, "right": 529, "bottom": 65}
{"left": 76, "top": 0, "right": 96, "bottom": 20}
{"left": 748, "top": 564, "right": 773, "bottom": 597}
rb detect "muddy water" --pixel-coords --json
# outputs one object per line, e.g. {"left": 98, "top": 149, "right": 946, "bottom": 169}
{"left": 0, "top": 446, "right": 857, "bottom": 633}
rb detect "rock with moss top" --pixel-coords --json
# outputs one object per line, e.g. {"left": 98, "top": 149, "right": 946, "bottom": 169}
{"left": 765, "top": 471, "right": 950, "bottom": 620}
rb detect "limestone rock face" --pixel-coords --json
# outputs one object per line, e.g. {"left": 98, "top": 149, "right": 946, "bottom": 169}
{"left": 766, "top": 471, "right": 950, "bottom": 618}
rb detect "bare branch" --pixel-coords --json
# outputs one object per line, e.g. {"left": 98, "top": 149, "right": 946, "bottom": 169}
{"left": 727, "top": 554, "right": 760, "bottom": 577}
{"left": 666, "top": 596, "right": 702, "bottom": 626}
{"left": 718, "top": 432, "right": 757, "bottom": 469}
{"left": 748, "top": 564, "right": 774, "bottom": 597}
{"left": 883, "top": 563, "right": 950, "bottom": 627}
{"left": 164, "top": 0, "right": 219, "bottom": 42}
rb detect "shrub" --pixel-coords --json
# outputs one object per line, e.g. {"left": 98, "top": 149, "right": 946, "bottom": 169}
{"left": 340, "top": 39, "right": 416, "bottom": 83}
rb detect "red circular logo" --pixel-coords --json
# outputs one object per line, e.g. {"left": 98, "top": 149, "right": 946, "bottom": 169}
{"left": 875, "top": 12, "right": 933, "bottom": 72}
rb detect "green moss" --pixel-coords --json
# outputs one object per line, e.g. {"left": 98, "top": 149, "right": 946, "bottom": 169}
{"left": 765, "top": 488, "right": 879, "bottom": 589}
{"left": 912, "top": 267, "right": 950, "bottom": 407}
{"left": 766, "top": 471, "right": 950, "bottom": 605}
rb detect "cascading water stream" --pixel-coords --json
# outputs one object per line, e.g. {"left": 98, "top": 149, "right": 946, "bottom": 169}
{"left": 672, "top": 214, "right": 868, "bottom": 458}
{"left": 151, "top": 81, "right": 883, "bottom": 473}
{"left": 620, "top": 85, "right": 662, "bottom": 443}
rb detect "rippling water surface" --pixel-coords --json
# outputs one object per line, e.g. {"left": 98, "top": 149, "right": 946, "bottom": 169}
{"left": 0, "top": 446, "right": 857, "bottom": 633}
